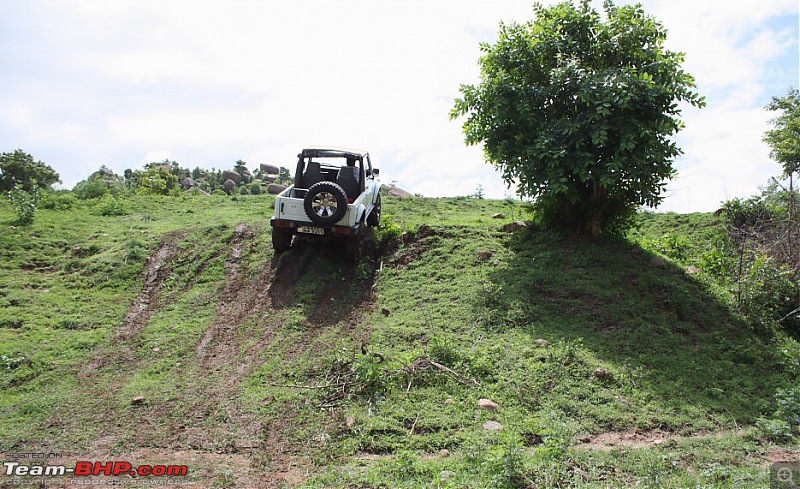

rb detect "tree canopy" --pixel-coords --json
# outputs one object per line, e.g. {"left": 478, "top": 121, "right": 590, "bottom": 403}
{"left": 451, "top": 0, "right": 705, "bottom": 234}
{"left": 0, "top": 149, "right": 61, "bottom": 192}
{"left": 764, "top": 88, "right": 800, "bottom": 180}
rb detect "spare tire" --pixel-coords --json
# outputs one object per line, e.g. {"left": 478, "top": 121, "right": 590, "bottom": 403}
{"left": 303, "top": 181, "right": 348, "bottom": 225}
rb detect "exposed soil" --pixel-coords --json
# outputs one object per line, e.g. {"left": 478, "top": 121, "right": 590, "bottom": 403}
{"left": 67, "top": 224, "right": 380, "bottom": 488}
{"left": 117, "top": 231, "right": 186, "bottom": 342}
{"left": 196, "top": 224, "right": 270, "bottom": 369}
{"left": 576, "top": 429, "right": 675, "bottom": 450}
{"left": 765, "top": 448, "right": 800, "bottom": 462}
{"left": 82, "top": 231, "right": 186, "bottom": 374}
{"left": 575, "top": 428, "right": 755, "bottom": 451}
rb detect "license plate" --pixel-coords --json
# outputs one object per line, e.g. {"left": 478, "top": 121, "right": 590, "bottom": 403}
{"left": 297, "top": 226, "right": 324, "bottom": 235}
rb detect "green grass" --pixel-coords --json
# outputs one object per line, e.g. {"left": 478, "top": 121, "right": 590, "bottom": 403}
{"left": 0, "top": 193, "right": 797, "bottom": 487}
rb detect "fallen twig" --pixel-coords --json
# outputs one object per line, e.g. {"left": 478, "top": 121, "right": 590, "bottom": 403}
{"left": 266, "top": 382, "right": 348, "bottom": 390}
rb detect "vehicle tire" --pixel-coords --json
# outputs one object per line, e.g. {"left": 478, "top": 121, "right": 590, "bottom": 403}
{"left": 366, "top": 194, "right": 381, "bottom": 227}
{"left": 344, "top": 233, "right": 360, "bottom": 262}
{"left": 272, "top": 227, "right": 293, "bottom": 253}
{"left": 303, "top": 181, "right": 348, "bottom": 225}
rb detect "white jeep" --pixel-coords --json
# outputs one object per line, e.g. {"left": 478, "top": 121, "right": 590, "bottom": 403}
{"left": 270, "top": 147, "right": 382, "bottom": 260}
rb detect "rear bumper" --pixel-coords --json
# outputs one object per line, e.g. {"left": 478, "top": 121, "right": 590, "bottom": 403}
{"left": 270, "top": 218, "right": 361, "bottom": 236}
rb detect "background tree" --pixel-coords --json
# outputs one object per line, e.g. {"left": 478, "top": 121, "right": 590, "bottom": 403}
{"left": 0, "top": 149, "right": 60, "bottom": 192}
{"left": 234, "top": 160, "right": 248, "bottom": 176}
{"left": 137, "top": 166, "right": 178, "bottom": 196}
{"left": 451, "top": 0, "right": 705, "bottom": 234}
{"left": 764, "top": 88, "right": 800, "bottom": 181}
{"left": 762, "top": 87, "right": 800, "bottom": 325}
{"left": 73, "top": 166, "right": 126, "bottom": 199}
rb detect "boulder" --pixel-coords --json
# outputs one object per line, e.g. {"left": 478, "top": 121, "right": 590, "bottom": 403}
{"left": 650, "top": 256, "right": 667, "bottom": 268}
{"left": 264, "top": 175, "right": 277, "bottom": 183}
{"left": 268, "top": 183, "right": 287, "bottom": 195}
{"left": 223, "top": 179, "right": 237, "bottom": 193}
{"left": 482, "top": 421, "right": 503, "bottom": 431}
{"left": 186, "top": 187, "right": 210, "bottom": 196}
{"left": 478, "top": 398, "right": 500, "bottom": 411}
{"left": 501, "top": 221, "right": 528, "bottom": 233}
{"left": 388, "top": 187, "right": 413, "bottom": 198}
{"left": 593, "top": 368, "right": 613, "bottom": 380}
{"left": 440, "top": 470, "right": 456, "bottom": 480}
{"left": 492, "top": 213, "right": 506, "bottom": 219}
{"left": 222, "top": 170, "right": 241, "bottom": 185}
{"left": 476, "top": 250, "right": 493, "bottom": 261}
{"left": 260, "top": 163, "right": 280, "bottom": 175}
{"left": 180, "top": 177, "right": 196, "bottom": 188}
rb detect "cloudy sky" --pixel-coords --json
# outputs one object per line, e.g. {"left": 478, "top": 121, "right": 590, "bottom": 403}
{"left": 1, "top": 0, "right": 797, "bottom": 212}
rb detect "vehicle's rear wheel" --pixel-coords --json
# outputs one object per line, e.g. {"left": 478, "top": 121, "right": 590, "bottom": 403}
{"left": 366, "top": 194, "right": 381, "bottom": 227}
{"left": 304, "top": 181, "right": 348, "bottom": 225}
{"left": 272, "top": 227, "right": 293, "bottom": 252}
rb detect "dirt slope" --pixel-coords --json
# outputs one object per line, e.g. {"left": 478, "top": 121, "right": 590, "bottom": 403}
{"left": 60, "top": 224, "right": 379, "bottom": 488}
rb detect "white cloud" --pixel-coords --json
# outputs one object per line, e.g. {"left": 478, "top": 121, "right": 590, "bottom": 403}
{"left": 0, "top": 0, "right": 796, "bottom": 212}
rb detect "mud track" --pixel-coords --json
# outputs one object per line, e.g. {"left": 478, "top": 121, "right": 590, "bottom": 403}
{"left": 71, "top": 224, "right": 379, "bottom": 488}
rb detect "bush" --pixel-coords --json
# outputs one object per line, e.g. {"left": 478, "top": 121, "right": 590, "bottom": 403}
{"left": 39, "top": 190, "right": 78, "bottom": 210}
{"left": 756, "top": 385, "right": 800, "bottom": 442}
{"left": 641, "top": 234, "right": 691, "bottom": 262}
{"left": 73, "top": 180, "right": 109, "bottom": 200}
{"left": 756, "top": 417, "right": 794, "bottom": 443}
{"left": 7, "top": 184, "right": 40, "bottom": 225}
{"left": 721, "top": 196, "right": 780, "bottom": 229}
{"left": 738, "top": 255, "right": 798, "bottom": 323}
{"left": 95, "top": 196, "right": 129, "bottom": 216}
{"left": 375, "top": 215, "right": 402, "bottom": 248}
{"left": 775, "top": 385, "right": 800, "bottom": 427}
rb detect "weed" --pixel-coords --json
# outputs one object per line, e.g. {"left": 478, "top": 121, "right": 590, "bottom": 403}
{"left": 375, "top": 214, "right": 403, "bottom": 249}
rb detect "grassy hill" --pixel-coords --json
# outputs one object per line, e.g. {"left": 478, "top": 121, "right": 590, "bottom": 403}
{"left": 0, "top": 194, "right": 798, "bottom": 488}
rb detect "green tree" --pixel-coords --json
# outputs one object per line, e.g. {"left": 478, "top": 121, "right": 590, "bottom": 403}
{"left": 0, "top": 149, "right": 61, "bottom": 192}
{"left": 73, "top": 180, "right": 109, "bottom": 199}
{"left": 137, "top": 166, "right": 178, "bottom": 196}
{"left": 234, "top": 160, "right": 248, "bottom": 176}
{"left": 73, "top": 165, "right": 126, "bottom": 198}
{"left": 764, "top": 88, "right": 800, "bottom": 180}
{"left": 451, "top": 0, "right": 705, "bottom": 235}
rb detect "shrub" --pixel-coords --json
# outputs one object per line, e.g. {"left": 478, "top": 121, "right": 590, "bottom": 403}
{"left": 721, "top": 196, "right": 780, "bottom": 229}
{"left": 39, "top": 190, "right": 78, "bottom": 210}
{"left": 95, "top": 196, "right": 129, "bottom": 217}
{"left": 73, "top": 180, "right": 109, "bottom": 199}
{"left": 738, "top": 255, "right": 798, "bottom": 323}
{"left": 756, "top": 417, "right": 793, "bottom": 443}
{"left": 7, "top": 183, "right": 40, "bottom": 225}
{"left": 641, "top": 234, "right": 691, "bottom": 262}
{"left": 375, "top": 215, "right": 402, "bottom": 249}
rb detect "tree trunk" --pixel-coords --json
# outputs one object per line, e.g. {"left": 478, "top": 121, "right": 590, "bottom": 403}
{"left": 586, "top": 212, "right": 603, "bottom": 236}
